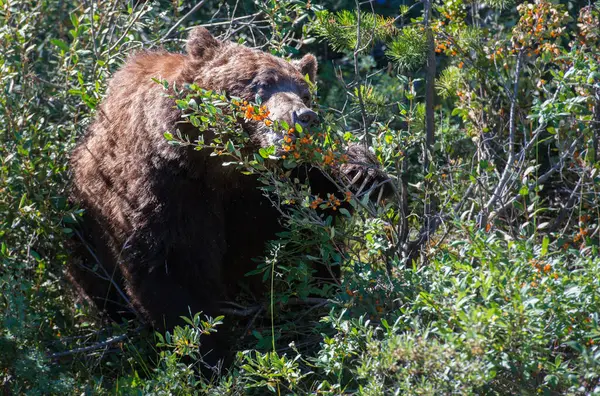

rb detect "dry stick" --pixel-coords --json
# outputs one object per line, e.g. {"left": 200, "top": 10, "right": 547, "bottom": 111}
{"left": 156, "top": 0, "right": 208, "bottom": 45}
{"left": 490, "top": 86, "right": 562, "bottom": 204}
{"left": 220, "top": 298, "right": 329, "bottom": 318}
{"left": 49, "top": 334, "right": 128, "bottom": 359}
{"left": 220, "top": 16, "right": 266, "bottom": 42}
{"left": 106, "top": 0, "right": 144, "bottom": 54}
{"left": 222, "top": 305, "right": 263, "bottom": 317}
{"left": 48, "top": 327, "right": 143, "bottom": 359}
{"left": 97, "top": 0, "right": 120, "bottom": 51}
{"left": 353, "top": 0, "right": 369, "bottom": 147}
{"left": 405, "top": 179, "right": 476, "bottom": 265}
{"left": 72, "top": 228, "right": 138, "bottom": 318}
{"left": 224, "top": 0, "right": 240, "bottom": 39}
{"left": 593, "top": 87, "right": 600, "bottom": 164}
{"left": 397, "top": 156, "right": 410, "bottom": 255}
{"left": 413, "top": 0, "right": 437, "bottom": 263}
{"left": 87, "top": 0, "right": 98, "bottom": 77}
{"left": 197, "top": 12, "right": 261, "bottom": 28}
{"left": 488, "top": 136, "right": 583, "bottom": 223}
{"left": 393, "top": 1, "right": 422, "bottom": 24}
{"left": 31, "top": 74, "right": 63, "bottom": 89}
{"left": 479, "top": 49, "right": 524, "bottom": 229}
{"left": 422, "top": 0, "right": 436, "bottom": 167}
{"left": 548, "top": 176, "right": 584, "bottom": 233}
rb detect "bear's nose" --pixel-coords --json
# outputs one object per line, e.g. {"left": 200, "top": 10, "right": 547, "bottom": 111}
{"left": 292, "top": 108, "right": 318, "bottom": 128}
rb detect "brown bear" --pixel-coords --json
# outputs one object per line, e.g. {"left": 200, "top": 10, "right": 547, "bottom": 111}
{"left": 69, "top": 27, "right": 387, "bottom": 365}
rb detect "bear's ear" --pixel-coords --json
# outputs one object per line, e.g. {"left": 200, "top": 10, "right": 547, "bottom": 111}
{"left": 186, "top": 27, "right": 221, "bottom": 59}
{"left": 293, "top": 54, "right": 317, "bottom": 83}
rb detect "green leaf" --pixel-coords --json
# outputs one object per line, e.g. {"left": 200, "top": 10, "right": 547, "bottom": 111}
{"left": 226, "top": 140, "right": 235, "bottom": 153}
{"left": 50, "top": 39, "right": 69, "bottom": 52}
{"left": 259, "top": 148, "right": 270, "bottom": 158}
{"left": 70, "top": 12, "right": 80, "bottom": 29}
{"left": 519, "top": 185, "right": 529, "bottom": 196}
{"left": 544, "top": 374, "right": 558, "bottom": 387}
{"left": 541, "top": 236, "right": 549, "bottom": 257}
{"left": 18, "top": 194, "right": 27, "bottom": 209}
{"left": 180, "top": 316, "right": 195, "bottom": 326}
{"left": 283, "top": 159, "right": 296, "bottom": 169}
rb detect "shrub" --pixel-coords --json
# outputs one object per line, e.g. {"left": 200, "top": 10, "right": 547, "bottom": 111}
{"left": 2, "top": 0, "right": 599, "bottom": 394}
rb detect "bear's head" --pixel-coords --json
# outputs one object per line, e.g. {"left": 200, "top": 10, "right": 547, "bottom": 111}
{"left": 184, "top": 27, "right": 318, "bottom": 149}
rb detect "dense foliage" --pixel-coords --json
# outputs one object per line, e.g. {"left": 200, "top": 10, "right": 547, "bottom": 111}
{"left": 1, "top": 0, "right": 599, "bottom": 394}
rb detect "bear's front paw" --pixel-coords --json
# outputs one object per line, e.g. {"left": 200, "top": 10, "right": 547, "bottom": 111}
{"left": 338, "top": 144, "right": 394, "bottom": 205}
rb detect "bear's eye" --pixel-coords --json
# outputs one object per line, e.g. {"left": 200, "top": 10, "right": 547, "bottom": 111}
{"left": 301, "top": 93, "right": 311, "bottom": 104}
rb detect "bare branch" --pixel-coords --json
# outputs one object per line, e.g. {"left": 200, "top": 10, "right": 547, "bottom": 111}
{"left": 353, "top": 0, "right": 369, "bottom": 145}
{"left": 220, "top": 298, "right": 328, "bottom": 318}
{"left": 48, "top": 327, "right": 142, "bottom": 359}
{"left": 420, "top": 0, "right": 437, "bottom": 263}
{"left": 156, "top": 0, "right": 209, "bottom": 45}
{"left": 479, "top": 50, "right": 524, "bottom": 228}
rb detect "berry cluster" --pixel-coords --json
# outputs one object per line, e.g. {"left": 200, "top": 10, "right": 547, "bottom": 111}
{"left": 513, "top": 0, "right": 568, "bottom": 53}
{"left": 576, "top": 6, "right": 600, "bottom": 49}
{"left": 281, "top": 127, "right": 349, "bottom": 167}
{"left": 528, "top": 258, "right": 559, "bottom": 288}
{"left": 234, "top": 100, "right": 273, "bottom": 127}
{"left": 309, "top": 191, "right": 352, "bottom": 211}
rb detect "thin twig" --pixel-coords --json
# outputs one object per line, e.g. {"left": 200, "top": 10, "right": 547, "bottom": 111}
{"left": 105, "top": 0, "right": 143, "bottom": 55}
{"left": 72, "top": 228, "right": 137, "bottom": 316}
{"left": 488, "top": 136, "right": 583, "bottom": 223}
{"left": 48, "top": 327, "right": 142, "bottom": 359}
{"left": 353, "top": 0, "right": 369, "bottom": 146}
{"left": 418, "top": 0, "right": 437, "bottom": 264}
{"left": 593, "top": 87, "right": 600, "bottom": 164}
{"left": 198, "top": 13, "right": 261, "bottom": 28}
{"left": 480, "top": 49, "right": 524, "bottom": 228}
{"left": 98, "top": 0, "right": 121, "bottom": 51}
{"left": 156, "top": 0, "right": 208, "bottom": 45}
{"left": 219, "top": 298, "right": 329, "bottom": 318}
{"left": 548, "top": 176, "right": 583, "bottom": 232}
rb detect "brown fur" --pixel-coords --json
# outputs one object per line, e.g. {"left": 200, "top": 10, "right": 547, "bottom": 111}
{"left": 69, "top": 28, "right": 385, "bottom": 364}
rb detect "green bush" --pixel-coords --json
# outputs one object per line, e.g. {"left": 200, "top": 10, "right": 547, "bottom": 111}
{"left": 2, "top": 0, "right": 600, "bottom": 394}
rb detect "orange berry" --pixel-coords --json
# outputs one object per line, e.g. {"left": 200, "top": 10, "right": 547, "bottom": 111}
{"left": 543, "top": 264, "right": 552, "bottom": 273}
